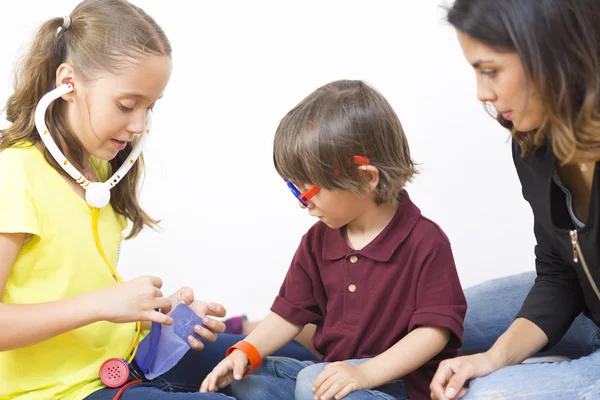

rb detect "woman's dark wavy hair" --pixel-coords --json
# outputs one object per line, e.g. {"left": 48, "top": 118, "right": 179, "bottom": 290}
{"left": 448, "top": 0, "right": 600, "bottom": 162}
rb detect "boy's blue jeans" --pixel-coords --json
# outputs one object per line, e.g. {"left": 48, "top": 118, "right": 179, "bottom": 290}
{"left": 85, "top": 336, "right": 318, "bottom": 399}
{"left": 87, "top": 272, "right": 600, "bottom": 399}
{"left": 230, "top": 357, "right": 409, "bottom": 400}
{"left": 228, "top": 272, "right": 600, "bottom": 400}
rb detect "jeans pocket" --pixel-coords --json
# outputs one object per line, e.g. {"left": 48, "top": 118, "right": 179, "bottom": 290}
{"left": 267, "top": 356, "right": 314, "bottom": 380}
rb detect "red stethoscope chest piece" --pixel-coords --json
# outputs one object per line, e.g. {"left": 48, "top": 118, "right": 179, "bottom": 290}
{"left": 99, "top": 358, "right": 130, "bottom": 388}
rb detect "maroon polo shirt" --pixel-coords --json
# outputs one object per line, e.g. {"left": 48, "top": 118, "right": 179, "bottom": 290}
{"left": 271, "top": 191, "right": 466, "bottom": 400}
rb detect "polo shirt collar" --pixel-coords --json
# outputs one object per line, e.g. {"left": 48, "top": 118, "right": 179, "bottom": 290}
{"left": 321, "top": 190, "right": 421, "bottom": 262}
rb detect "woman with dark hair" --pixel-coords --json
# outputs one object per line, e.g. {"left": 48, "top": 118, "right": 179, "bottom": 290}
{"left": 430, "top": 0, "right": 600, "bottom": 399}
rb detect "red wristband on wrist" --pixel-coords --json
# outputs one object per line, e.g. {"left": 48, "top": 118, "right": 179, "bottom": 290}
{"left": 226, "top": 341, "right": 263, "bottom": 376}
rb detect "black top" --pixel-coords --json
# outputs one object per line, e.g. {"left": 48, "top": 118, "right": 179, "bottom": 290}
{"left": 513, "top": 139, "right": 600, "bottom": 348}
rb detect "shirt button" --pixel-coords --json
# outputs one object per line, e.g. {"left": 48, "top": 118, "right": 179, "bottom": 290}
{"left": 348, "top": 284, "right": 357, "bottom": 293}
{"left": 349, "top": 255, "right": 358, "bottom": 264}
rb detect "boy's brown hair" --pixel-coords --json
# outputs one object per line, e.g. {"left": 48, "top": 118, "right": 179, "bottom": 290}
{"left": 274, "top": 80, "right": 417, "bottom": 204}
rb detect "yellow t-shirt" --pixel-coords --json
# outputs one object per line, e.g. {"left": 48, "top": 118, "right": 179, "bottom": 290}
{"left": 0, "top": 143, "right": 136, "bottom": 400}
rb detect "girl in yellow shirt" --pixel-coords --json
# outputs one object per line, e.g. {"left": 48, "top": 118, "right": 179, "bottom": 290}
{"left": 0, "top": 1, "right": 231, "bottom": 399}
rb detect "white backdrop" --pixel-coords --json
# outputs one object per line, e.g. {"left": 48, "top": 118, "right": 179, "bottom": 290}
{"left": 0, "top": 0, "right": 535, "bottom": 319}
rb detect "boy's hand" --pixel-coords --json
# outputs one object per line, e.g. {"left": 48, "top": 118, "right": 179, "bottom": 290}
{"left": 312, "top": 362, "right": 371, "bottom": 400}
{"left": 199, "top": 350, "right": 249, "bottom": 392}
{"left": 169, "top": 286, "right": 227, "bottom": 351}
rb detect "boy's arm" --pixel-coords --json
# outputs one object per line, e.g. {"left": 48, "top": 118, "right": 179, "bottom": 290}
{"left": 202, "top": 234, "right": 321, "bottom": 393}
{"left": 334, "top": 240, "right": 462, "bottom": 393}
{"left": 312, "top": 325, "right": 450, "bottom": 399}
{"left": 252, "top": 233, "right": 322, "bottom": 356}
{"left": 243, "top": 311, "right": 303, "bottom": 356}
{"left": 358, "top": 325, "right": 450, "bottom": 388}
{"left": 314, "top": 239, "right": 464, "bottom": 399}
{"left": 200, "top": 311, "right": 303, "bottom": 392}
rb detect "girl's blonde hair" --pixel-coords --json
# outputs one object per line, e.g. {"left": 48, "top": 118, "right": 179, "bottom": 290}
{"left": 1, "top": 0, "right": 171, "bottom": 238}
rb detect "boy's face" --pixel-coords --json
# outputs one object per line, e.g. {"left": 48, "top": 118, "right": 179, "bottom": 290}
{"left": 294, "top": 182, "right": 371, "bottom": 229}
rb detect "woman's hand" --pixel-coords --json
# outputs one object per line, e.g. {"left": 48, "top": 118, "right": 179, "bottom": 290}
{"left": 430, "top": 352, "right": 500, "bottom": 399}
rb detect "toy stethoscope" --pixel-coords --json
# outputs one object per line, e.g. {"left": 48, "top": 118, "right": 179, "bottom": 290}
{"left": 35, "top": 82, "right": 161, "bottom": 393}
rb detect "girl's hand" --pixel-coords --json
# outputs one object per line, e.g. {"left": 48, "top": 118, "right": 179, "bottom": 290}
{"left": 98, "top": 275, "right": 174, "bottom": 325}
{"left": 199, "top": 350, "right": 249, "bottom": 392}
{"left": 169, "top": 286, "right": 227, "bottom": 350}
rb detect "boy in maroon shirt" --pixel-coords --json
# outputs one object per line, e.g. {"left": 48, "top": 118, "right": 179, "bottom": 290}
{"left": 201, "top": 80, "right": 466, "bottom": 400}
